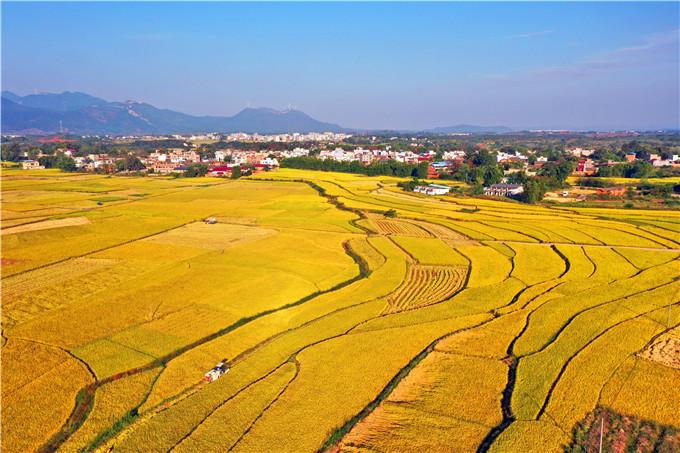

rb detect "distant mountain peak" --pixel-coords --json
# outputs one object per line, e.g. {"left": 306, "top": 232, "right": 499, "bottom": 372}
{"left": 1, "top": 91, "right": 346, "bottom": 135}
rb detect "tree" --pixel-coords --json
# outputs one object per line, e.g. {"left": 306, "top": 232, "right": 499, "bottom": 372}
{"left": 231, "top": 165, "right": 242, "bottom": 179}
{"left": 539, "top": 160, "right": 574, "bottom": 184}
{"left": 482, "top": 165, "right": 503, "bottom": 186}
{"left": 184, "top": 164, "right": 208, "bottom": 177}
{"left": 56, "top": 156, "right": 77, "bottom": 172}
{"left": 1, "top": 143, "right": 23, "bottom": 162}
{"left": 507, "top": 171, "right": 528, "bottom": 185}
{"left": 473, "top": 149, "right": 497, "bottom": 166}
{"left": 625, "top": 161, "right": 653, "bottom": 179}
{"left": 116, "top": 156, "right": 146, "bottom": 172}
{"left": 520, "top": 179, "right": 546, "bottom": 204}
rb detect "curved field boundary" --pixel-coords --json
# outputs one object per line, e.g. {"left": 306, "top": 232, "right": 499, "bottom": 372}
{"left": 536, "top": 304, "right": 680, "bottom": 421}
{"left": 86, "top": 235, "right": 402, "bottom": 452}
{"left": 320, "top": 316, "right": 497, "bottom": 452}
{"left": 253, "top": 177, "right": 373, "bottom": 233}
{"left": 38, "top": 188, "right": 374, "bottom": 453}
{"left": 476, "top": 279, "right": 678, "bottom": 452}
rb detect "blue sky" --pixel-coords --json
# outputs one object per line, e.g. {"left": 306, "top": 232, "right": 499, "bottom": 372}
{"left": 2, "top": 2, "right": 678, "bottom": 130}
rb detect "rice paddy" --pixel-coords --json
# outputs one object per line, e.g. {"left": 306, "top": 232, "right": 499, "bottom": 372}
{"left": 1, "top": 167, "right": 678, "bottom": 453}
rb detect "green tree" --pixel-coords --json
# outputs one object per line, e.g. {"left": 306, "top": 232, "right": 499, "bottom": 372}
{"left": 56, "top": 156, "right": 77, "bottom": 172}
{"left": 231, "top": 165, "right": 242, "bottom": 179}
{"left": 482, "top": 165, "right": 503, "bottom": 186}
{"left": 625, "top": 161, "right": 653, "bottom": 178}
{"left": 184, "top": 164, "right": 208, "bottom": 177}
{"left": 520, "top": 179, "right": 546, "bottom": 204}
{"left": 1, "top": 143, "right": 23, "bottom": 162}
{"left": 116, "top": 155, "right": 146, "bottom": 172}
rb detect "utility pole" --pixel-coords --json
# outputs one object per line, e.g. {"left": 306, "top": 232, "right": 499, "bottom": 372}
{"left": 668, "top": 302, "right": 672, "bottom": 329}
{"left": 599, "top": 416, "right": 604, "bottom": 453}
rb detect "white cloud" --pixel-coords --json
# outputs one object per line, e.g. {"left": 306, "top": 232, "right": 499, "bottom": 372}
{"left": 507, "top": 30, "right": 554, "bottom": 39}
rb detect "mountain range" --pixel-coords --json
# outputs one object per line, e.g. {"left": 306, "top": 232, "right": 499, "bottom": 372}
{"left": 1, "top": 91, "right": 513, "bottom": 135}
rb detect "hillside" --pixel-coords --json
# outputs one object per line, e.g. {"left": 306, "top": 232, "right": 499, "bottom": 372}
{"left": 1, "top": 91, "right": 346, "bottom": 135}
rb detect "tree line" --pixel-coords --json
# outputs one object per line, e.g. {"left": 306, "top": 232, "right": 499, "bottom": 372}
{"left": 280, "top": 156, "right": 430, "bottom": 178}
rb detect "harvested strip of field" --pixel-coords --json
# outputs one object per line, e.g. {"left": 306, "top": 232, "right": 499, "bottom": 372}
{"left": 1, "top": 216, "right": 90, "bottom": 235}
{"left": 2, "top": 258, "right": 118, "bottom": 300}
{"left": 402, "top": 219, "right": 467, "bottom": 240}
{"left": 639, "top": 330, "right": 680, "bottom": 369}
{"left": 383, "top": 265, "right": 467, "bottom": 314}
{"left": 369, "top": 217, "right": 432, "bottom": 237}
{"left": 2, "top": 258, "right": 133, "bottom": 330}
{"left": 144, "top": 222, "right": 277, "bottom": 251}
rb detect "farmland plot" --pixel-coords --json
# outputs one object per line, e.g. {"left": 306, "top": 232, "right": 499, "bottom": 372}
{"left": 2, "top": 168, "right": 678, "bottom": 453}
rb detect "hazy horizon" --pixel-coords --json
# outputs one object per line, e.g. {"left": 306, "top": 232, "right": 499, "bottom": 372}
{"left": 3, "top": 2, "right": 679, "bottom": 131}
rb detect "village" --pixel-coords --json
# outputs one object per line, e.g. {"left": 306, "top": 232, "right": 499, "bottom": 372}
{"left": 8, "top": 131, "right": 680, "bottom": 206}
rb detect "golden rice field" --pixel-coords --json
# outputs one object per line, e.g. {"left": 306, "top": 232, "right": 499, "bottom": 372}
{"left": 1, "top": 167, "right": 678, "bottom": 453}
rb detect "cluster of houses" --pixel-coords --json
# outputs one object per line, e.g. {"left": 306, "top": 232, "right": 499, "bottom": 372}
{"left": 145, "top": 148, "right": 282, "bottom": 175}
{"left": 218, "top": 131, "right": 351, "bottom": 143}
{"left": 568, "top": 147, "right": 680, "bottom": 176}
{"left": 318, "top": 147, "right": 435, "bottom": 165}
{"left": 113, "top": 131, "right": 350, "bottom": 143}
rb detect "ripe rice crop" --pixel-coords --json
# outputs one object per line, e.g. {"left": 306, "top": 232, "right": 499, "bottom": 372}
{"left": 173, "top": 362, "right": 297, "bottom": 452}
{"left": 2, "top": 342, "right": 92, "bottom": 453}
{"left": 513, "top": 282, "right": 679, "bottom": 420}
{"left": 508, "top": 243, "right": 567, "bottom": 285}
{"left": 59, "top": 367, "right": 161, "bottom": 452}
{"left": 3, "top": 169, "right": 679, "bottom": 453}
{"left": 512, "top": 261, "right": 678, "bottom": 357}
{"left": 437, "top": 309, "right": 528, "bottom": 359}
{"left": 340, "top": 352, "right": 505, "bottom": 452}
{"left": 456, "top": 221, "right": 539, "bottom": 242}
{"left": 229, "top": 314, "right": 490, "bottom": 453}
{"left": 571, "top": 221, "right": 665, "bottom": 248}
{"left": 138, "top": 236, "right": 405, "bottom": 413}
{"left": 490, "top": 420, "right": 568, "bottom": 453}
{"left": 144, "top": 222, "right": 278, "bottom": 251}
{"left": 391, "top": 236, "right": 469, "bottom": 265}
{"left": 600, "top": 356, "right": 680, "bottom": 427}
{"left": 456, "top": 244, "right": 512, "bottom": 287}
{"left": 403, "top": 218, "right": 467, "bottom": 240}
{"left": 614, "top": 247, "right": 679, "bottom": 269}
{"left": 352, "top": 278, "right": 520, "bottom": 333}
{"left": 541, "top": 314, "right": 670, "bottom": 449}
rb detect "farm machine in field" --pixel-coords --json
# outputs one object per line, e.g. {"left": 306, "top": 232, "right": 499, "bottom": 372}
{"left": 204, "top": 359, "right": 230, "bottom": 382}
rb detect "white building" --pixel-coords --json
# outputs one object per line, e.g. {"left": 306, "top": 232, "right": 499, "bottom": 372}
{"left": 21, "top": 160, "right": 43, "bottom": 170}
{"left": 413, "top": 184, "right": 451, "bottom": 196}
{"left": 260, "top": 157, "right": 279, "bottom": 167}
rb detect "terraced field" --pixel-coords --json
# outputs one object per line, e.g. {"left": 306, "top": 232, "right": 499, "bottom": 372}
{"left": 2, "top": 168, "right": 678, "bottom": 453}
